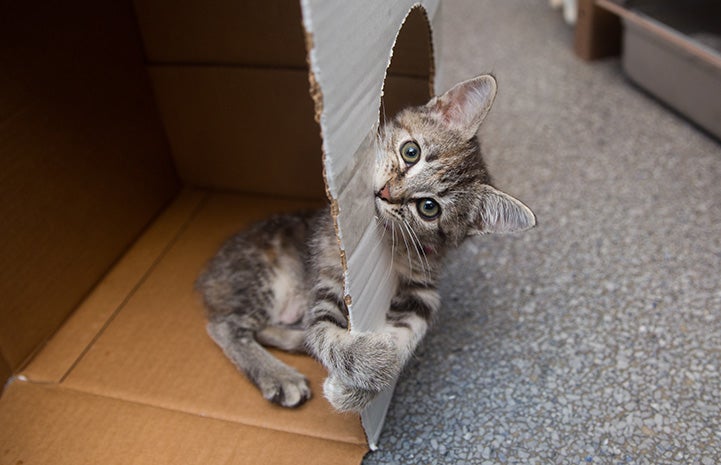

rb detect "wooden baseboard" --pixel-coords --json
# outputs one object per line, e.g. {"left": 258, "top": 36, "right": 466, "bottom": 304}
{"left": 574, "top": 0, "right": 622, "bottom": 60}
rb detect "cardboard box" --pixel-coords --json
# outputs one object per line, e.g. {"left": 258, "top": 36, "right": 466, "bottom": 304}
{"left": 0, "top": 0, "right": 439, "bottom": 461}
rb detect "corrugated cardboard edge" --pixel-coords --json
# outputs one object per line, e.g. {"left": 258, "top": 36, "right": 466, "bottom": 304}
{"left": 304, "top": 31, "right": 351, "bottom": 309}
{"left": 303, "top": 22, "right": 364, "bottom": 455}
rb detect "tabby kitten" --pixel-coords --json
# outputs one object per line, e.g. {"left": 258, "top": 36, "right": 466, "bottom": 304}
{"left": 196, "top": 75, "right": 536, "bottom": 412}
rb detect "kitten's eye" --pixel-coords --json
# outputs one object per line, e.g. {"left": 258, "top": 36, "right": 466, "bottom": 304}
{"left": 416, "top": 198, "right": 441, "bottom": 220}
{"left": 400, "top": 141, "right": 421, "bottom": 164}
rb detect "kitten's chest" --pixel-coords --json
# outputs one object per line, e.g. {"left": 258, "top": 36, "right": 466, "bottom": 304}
{"left": 269, "top": 254, "right": 312, "bottom": 326}
{"left": 271, "top": 215, "right": 343, "bottom": 326}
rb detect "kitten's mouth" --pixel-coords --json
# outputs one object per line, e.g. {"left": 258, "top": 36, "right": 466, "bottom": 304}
{"left": 374, "top": 185, "right": 388, "bottom": 215}
{"left": 374, "top": 197, "right": 402, "bottom": 230}
{"left": 374, "top": 194, "right": 391, "bottom": 220}
{"left": 374, "top": 196, "right": 387, "bottom": 219}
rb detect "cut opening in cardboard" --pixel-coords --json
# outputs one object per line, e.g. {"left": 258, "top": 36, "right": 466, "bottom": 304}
{"left": 381, "top": 6, "right": 435, "bottom": 124}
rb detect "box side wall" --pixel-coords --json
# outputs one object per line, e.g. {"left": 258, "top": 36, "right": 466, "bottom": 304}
{"left": 0, "top": 1, "right": 180, "bottom": 377}
{"left": 149, "top": 67, "right": 326, "bottom": 198}
{"left": 133, "top": 0, "right": 308, "bottom": 67}
{"left": 134, "top": 0, "right": 327, "bottom": 198}
{"left": 300, "top": 0, "right": 438, "bottom": 448}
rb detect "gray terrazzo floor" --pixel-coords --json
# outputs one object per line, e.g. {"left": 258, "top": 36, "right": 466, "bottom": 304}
{"left": 363, "top": 1, "right": 721, "bottom": 464}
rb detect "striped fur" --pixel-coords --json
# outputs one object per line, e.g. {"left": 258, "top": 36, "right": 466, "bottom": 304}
{"left": 196, "top": 75, "right": 536, "bottom": 411}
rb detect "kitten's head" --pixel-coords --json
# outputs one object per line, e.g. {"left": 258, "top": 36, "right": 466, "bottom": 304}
{"left": 374, "top": 74, "right": 536, "bottom": 254}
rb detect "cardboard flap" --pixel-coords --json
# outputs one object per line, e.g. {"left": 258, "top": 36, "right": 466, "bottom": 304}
{"left": 0, "top": 382, "right": 366, "bottom": 465}
{"left": 301, "top": 0, "right": 439, "bottom": 326}
{"left": 301, "top": 0, "right": 439, "bottom": 448}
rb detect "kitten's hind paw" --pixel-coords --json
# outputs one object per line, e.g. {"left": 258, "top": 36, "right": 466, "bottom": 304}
{"left": 257, "top": 369, "right": 312, "bottom": 408}
{"left": 323, "top": 375, "right": 377, "bottom": 412}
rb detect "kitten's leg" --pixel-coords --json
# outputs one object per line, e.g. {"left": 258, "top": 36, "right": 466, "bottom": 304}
{"left": 256, "top": 325, "right": 307, "bottom": 352}
{"left": 198, "top": 216, "right": 314, "bottom": 408}
{"left": 304, "top": 216, "right": 398, "bottom": 399}
{"left": 317, "top": 280, "right": 440, "bottom": 412}
{"left": 322, "top": 375, "right": 377, "bottom": 412}
{"left": 207, "top": 314, "right": 311, "bottom": 407}
{"left": 305, "top": 223, "right": 434, "bottom": 411}
{"left": 305, "top": 282, "right": 402, "bottom": 401}
{"left": 383, "top": 280, "right": 440, "bottom": 365}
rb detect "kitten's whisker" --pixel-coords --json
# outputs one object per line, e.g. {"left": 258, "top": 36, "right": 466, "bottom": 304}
{"left": 402, "top": 222, "right": 421, "bottom": 277}
{"left": 404, "top": 220, "right": 430, "bottom": 283}
{"left": 386, "top": 222, "right": 395, "bottom": 284}
{"left": 367, "top": 216, "right": 387, "bottom": 259}
{"left": 397, "top": 222, "right": 413, "bottom": 276}
{"left": 401, "top": 221, "right": 420, "bottom": 277}
{"left": 376, "top": 218, "right": 388, "bottom": 247}
{"left": 383, "top": 220, "right": 395, "bottom": 281}
{"left": 407, "top": 220, "right": 431, "bottom": 283}
{"left": 375, "top": 218, "right": 396, "bottom": 284}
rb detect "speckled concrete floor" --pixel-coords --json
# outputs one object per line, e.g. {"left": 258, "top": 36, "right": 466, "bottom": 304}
{"left": 363, "top": 1, "right": 721, "bottom": 464}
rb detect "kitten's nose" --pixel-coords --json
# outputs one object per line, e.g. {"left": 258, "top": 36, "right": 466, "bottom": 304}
{"left": 378, "top": 183, "right": 391, "bottom": 202}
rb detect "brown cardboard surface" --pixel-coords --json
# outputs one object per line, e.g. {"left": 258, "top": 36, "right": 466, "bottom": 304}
{"left": 387, "top": 6, "right": 435, "bottom": 79}
{"left": 380, "top": 9, "right": 434, "bottom": 121}
{"left": 0, "top": 358, "right": 10, "bottom": 392}
{"left": 60, "top": 192, "right": 364, "bottom": 444}
{"left": 149, "top": 66, "right": 325, "bottom": 198}
{"left": 0, "top": 0, "right": 179, "bottom": 375}
{"left": 22, "top": 190, "right": 206, "bottom": 384}
{"left": 381, "top": 75, "right": 434, "bottom": 123}
{"left": 22, "top": 191, "right": 366, "bottom": 447}
{"left": 0, "top": 382, "right": 367, "bottom": 465}
{"left": 134, "top": 0, "right": 307, "bottom": 68}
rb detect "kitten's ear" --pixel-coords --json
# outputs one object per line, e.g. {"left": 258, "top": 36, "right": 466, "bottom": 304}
{"left": 469, "top": 185, "right": 536, "bottom": 235}
{"left": 427, "top": 74, "right": 497, "bottom": 139}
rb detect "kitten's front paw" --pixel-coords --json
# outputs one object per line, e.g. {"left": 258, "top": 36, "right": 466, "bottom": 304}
{"left": 333, "top": 332, "right": 401, "bottom": 391}
{"left": 257, "top": 368, "right": 312, "bottom": 408}
{"left": 323, "top": 375, "right": 377, "bottom": 412}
